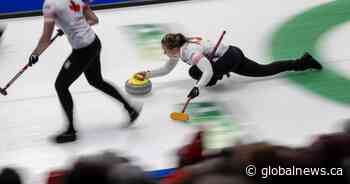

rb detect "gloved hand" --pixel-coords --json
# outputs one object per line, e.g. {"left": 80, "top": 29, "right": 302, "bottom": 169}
{"left": 57, "top": 29, "right": 64, "bottom": 36}
{"left": 187, "top": 87, "right": 199, "bottom": 99}
{"left": 28, "top": 54, "right": 39, "bottom": 67}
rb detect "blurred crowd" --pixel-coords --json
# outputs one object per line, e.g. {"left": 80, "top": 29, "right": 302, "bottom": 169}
{"left": 2, "top": 120, "right": 350, "bottom": 184}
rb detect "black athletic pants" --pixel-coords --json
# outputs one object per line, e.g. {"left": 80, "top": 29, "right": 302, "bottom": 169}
{"left": 189, "top": 46, "right": 300, "bottom": 86}
{"left": 230, "top": 46, "right": 298, "bottom": 76}
{"left": 55, "top": 36, "right": 132, "bottom": 132}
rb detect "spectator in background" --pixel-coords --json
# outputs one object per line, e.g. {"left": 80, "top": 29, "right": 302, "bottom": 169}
{"left": 0, "top": 168, "right": 22, "bottom": 184}
{"left": 168, "top": 119, "right": 350, "bottom": 184}
{"left": 64, "top": 151, "right": 156, "bottom": 184}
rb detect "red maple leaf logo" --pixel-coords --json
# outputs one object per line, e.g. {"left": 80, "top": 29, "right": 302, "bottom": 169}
{"left": 69, "top": 0, "right": 81, "bottom": 12}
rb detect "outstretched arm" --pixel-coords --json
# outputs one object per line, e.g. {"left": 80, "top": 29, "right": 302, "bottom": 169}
{"left": 31, "top": 20, "right": 55, "bottom": 56}
{"left": 138, "top": 57, "right": 179, "bottom": 79}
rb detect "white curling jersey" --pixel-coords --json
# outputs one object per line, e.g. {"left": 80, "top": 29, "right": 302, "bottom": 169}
{"left": 43, "top": 0, "right": 96, "bottom": 49}
{"left": 179, "top": 37, "right": 229, "bottom": 66}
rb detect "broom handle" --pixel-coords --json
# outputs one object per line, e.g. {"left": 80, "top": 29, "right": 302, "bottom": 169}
{"left": 181, "top": 98, "right": 192, "bottom": 113}
{"left": 208, "top": 30, "right": 226, "bottom": 62}
{"left": 2, "top": 30, "right": 63, "bottom": 91}
{"left": 196, "top": 30, "right": 226, "bottom": 85}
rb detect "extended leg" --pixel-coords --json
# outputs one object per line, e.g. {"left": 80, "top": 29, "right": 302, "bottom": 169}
{"left": 234, "top": 53, "right": 322, "bottom": 77}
